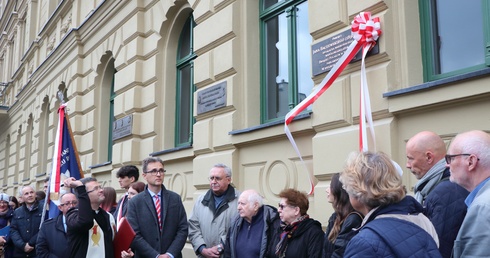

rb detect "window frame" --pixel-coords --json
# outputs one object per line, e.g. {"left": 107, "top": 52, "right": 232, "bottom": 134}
{"left": 259, "top": 0, "right": 309, "bottom": 124}
{"left": 419, "top": 0, "right": 490, "bottom": 82}
{"left": 108, "top": 73, "right": 115, "bottom": 160}
{"left": 175, "top": 15, "right": 196, "bottom": 147}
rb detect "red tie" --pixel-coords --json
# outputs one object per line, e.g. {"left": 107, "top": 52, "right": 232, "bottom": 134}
{"left": 154, "top": 195, "right": 162, "bottom": 229}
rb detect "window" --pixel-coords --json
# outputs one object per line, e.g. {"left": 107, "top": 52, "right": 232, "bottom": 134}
{"left": 175, "top": 16, "right": 196, "bottom": 147}
{"left": 419, "top": 0, "right": 490, "bottom": 81}
{"left": 260, "top": 0, "right": 312, "bottom": 123}
{"left": 108, "top": 74, "right": 115, "bottom": 159}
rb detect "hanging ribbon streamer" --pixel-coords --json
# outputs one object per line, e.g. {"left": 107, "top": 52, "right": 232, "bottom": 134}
{"left": 284, "top": 12, "right": 382, "bottom": 194}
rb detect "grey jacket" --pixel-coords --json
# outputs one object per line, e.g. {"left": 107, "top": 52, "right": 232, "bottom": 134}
{"left": 453, "top": 179, "right": 490, "bottom": 258}
{"left": 188, "top": 186, "right": 240, "bottom": 257}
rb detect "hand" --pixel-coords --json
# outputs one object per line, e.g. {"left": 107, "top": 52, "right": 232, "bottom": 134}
{"left": 0, "top": 236, "right": 5, "bottom": 246}
{"left": 63, "top": 177, "right": 83, "bottom": 188}
{"left": 24, "top": 243, "right": 34, "bottom": 253}
{"left": 201, "top": 246, "right": 221, "bottom": 258}
{"left": 121, "top": 248, "right": 134, "bottom": 258}
{"left": 157, "top": 254, "right": 171, "bottom": 258}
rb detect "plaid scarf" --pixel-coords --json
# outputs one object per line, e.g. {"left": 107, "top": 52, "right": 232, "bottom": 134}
{"left": 275, "top": 214, "right": 309, "bottom": 258}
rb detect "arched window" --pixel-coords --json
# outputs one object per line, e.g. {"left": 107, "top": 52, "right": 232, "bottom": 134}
{"left": 175, "top": 15, "right": 196, "bottom": 147}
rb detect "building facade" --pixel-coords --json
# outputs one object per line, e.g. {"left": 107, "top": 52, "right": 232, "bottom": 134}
{"left": 1, "top": 0, "right": 489, "bottom": 255}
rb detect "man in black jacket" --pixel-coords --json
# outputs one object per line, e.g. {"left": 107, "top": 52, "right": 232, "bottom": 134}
{"left": 406, "top": 131, "right": 469, "bottom": 258}
{"left": 9, "top": 185, "right": 45, "bottom": 258}
{"left": 64, "top": 177, "right": 116, "bottom": 258}
{"left": 37, "top": 192, "right": 78, "bottom": 258}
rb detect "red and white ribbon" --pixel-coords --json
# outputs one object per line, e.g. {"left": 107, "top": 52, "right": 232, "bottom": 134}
{"left": 284, "top": 12, "right": 381, "bottom": 194}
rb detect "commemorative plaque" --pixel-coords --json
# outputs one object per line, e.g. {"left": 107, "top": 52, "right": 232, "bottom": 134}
{"left": 112, "top": 114, "right": 133, "bottom": 141}
{"left": 311, "top": 29, "right": 379, "bottom": 76}
{"left": 197, "top": 81, "right": 227, "bottom": 115}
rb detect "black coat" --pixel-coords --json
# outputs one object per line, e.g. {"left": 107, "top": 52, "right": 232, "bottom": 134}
{"left": 267, "top": 217, "right": 324, "bottom": 258}
{"left": 66, "top": 185, "right": 115, "bottom": 258}
{"left": 9, "top": 201, "right": 45, "bottom": 258}
{"left": 323, "top": 212, "right": 363, "bottom": 258}
{"left": 37, "top": 214, "right": 69, "bottom": 258}
{"left": 424, "top": 168, "right": 469, "bottom": 258}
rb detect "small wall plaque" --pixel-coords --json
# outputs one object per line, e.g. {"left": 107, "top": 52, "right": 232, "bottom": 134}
{"left": 112, "top": 114, "right": 133, "bottom": 141}
{"left": 197, "top": 81, "right": 227, "bottom": 115}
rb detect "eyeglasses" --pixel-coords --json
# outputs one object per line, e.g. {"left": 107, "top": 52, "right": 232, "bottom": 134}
{"left": 60, "top": 201, "right": 78, "bottom": 207}
{"left": 145, "top": 168, "right": 166, "bottom": 175}
{"left": 86, "top": 186, "right": 102, "bottom": 194}
{"left": 278, "top": 203, "right": 293, "bottom": 210}
{"left": 208, "top": 176, "right": 229, "bottom": 182}
{"left": 445, "top": 154, "right": 479, "bottom": 164}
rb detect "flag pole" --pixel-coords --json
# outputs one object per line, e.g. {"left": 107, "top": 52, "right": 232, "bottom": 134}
{"left": 40, "top": 91, "right": 67, "bottom": 227}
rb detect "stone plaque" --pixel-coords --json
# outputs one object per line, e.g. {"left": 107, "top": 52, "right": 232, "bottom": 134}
{"left": 112, "top": 114, "right": 133, "bottom": 141}
{"left": 197, "top": 81, "right": 227, "bottom": 115}
{"left": 311, "top": 29, "right": 379, "bottom": 76}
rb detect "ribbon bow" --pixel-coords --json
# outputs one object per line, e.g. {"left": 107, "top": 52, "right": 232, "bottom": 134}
{"left": 352, "top": 12, "right": 382, "bottom": 44}
{"left": 284, "top": 12, "right": 382, "bottom": 194}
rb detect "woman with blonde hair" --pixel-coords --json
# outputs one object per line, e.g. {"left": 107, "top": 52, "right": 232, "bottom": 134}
{"left": 341, "top": 151, "right": 441, "bottom": 258}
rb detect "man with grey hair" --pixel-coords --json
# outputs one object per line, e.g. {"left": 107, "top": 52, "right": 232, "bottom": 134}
{"left": 10, "top": 185, "right": 45, "bottom": 257}
{"left": 225, "top": 189, "right": 279, "bottom": 258}
{"left": 189, "top": 164, "right": 240, "bottom": 257}
{"left": 446, "top": 130, "right": 490, "bottom": 257}
{"left": 37, "top": 192, "right": 78, "bottom": 257}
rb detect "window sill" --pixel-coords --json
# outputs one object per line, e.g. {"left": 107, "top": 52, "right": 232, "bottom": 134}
{"left": 88, "top": 161, "right": 112, "bottom": 169}
{"left": 383, "top": 68, "right": 490, "bottom": 98}
{"left": 230, "top": 112, "right": 311, "bottom": 135}
{"left": 150, "top": 144, "right": 193, "bottom": 156}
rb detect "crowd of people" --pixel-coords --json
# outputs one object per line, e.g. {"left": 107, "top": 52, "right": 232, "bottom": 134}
{"left": 0, "top": 129, "right": 488, "bottom": 257}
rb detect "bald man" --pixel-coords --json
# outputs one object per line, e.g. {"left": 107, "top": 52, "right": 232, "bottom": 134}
{"left": 406, "top": 131, "right": 468, "bottom": 258}
{"left": 224, "top": 189, "right": 279, "bottom": 258}
{"left": 447, "top": 130, "right": 490, "bottom": 257}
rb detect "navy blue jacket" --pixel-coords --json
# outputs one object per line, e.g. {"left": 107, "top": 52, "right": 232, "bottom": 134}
{"left": 9, "top": 201, "right": 45, "bottom": 258}
{"left": 424, "top": 168, "right": 468, "bottom": 258}
{"left": 344, "top": 196, "right": 442, "bottom": 258}
{"left": 37, "top": 214, "right": 69, "bottom": 258}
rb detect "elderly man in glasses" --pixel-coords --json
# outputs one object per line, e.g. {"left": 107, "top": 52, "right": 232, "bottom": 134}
{"left": 405, "top": 131, "right": 468, "bottom": 258}
{"left": 37, "top": 192, "right": 78, "bottom": 258}
{"left": 189, "top": 164, "right": 241, "bottom": 258}
{"left": 446, "top": 130, "right": 490, "bottom": 258}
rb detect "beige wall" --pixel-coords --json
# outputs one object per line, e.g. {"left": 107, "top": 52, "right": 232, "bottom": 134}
{"left": 1, "top": 0, "right": 489, "bottom": 256}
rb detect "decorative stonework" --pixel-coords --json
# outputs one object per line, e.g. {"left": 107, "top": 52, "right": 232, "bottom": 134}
{"left": 60, "top": 14, "right": 72, "bottom": 36}
{"left": 47, "top": 34, "right": 56, "bottom": 52}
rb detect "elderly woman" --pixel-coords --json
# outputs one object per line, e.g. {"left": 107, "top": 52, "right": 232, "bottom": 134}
{"left": 268, "top": 188, "right": 324, "bottom": 258}
{"left": 341, "top": 151, "right": 442, "bottom": 257}
{"left": 0, "top": 193, "right": 14, "bottom": 257}
{"left": 224, "top": 189, "right": 279, "bottom": 258}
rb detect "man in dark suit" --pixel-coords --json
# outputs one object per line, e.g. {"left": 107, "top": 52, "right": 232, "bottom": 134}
{"left": 127, "top": 157, "right": 188, "bottom": 258}
{"left": 37, "top": 192, "right": 78, "bottom": 258}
